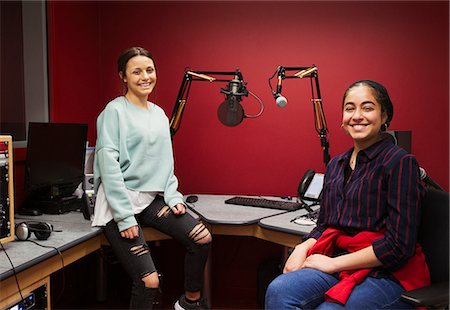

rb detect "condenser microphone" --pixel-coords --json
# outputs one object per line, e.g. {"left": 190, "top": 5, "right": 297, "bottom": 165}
{"left": 218, "top": 77, "right": 246, "bottom": 127}
{"left": 419, "top": 167, "right": 444, "bottom": 191}
{"left": 273, "top": 67, "right": 288, "bottom": 107}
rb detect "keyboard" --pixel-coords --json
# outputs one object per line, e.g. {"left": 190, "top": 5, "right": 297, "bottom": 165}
{"left": 224, "top": 196, "right": 304, "bottom": 211}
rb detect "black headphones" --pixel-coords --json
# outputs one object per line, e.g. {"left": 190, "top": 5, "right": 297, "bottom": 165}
{"left": 15, "top": 221, "right": 55, "bottom": 241}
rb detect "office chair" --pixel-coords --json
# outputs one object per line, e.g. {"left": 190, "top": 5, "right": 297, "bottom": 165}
{"left": 401, "top": 188, "right": 449, "bottom": 308}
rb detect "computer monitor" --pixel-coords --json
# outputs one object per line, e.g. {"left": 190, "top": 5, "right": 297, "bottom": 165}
{"left": 23, "top": 122, "right": 88, "bottom": 213}
{"left": 385, "top": 130, "right": 412, "bottom": 153}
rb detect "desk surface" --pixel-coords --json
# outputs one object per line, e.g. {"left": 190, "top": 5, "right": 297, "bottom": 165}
{"left": 1, "top": 196, "right": 316, "bottom": 280}
{"left": 1, "top": 195, "right": 318, "bottom": 307}
{"left": 0, "top": 212, "right": 101, "bottom": 281}
{"left": 186, "top": 194, "right": 296, "bottom": 225}
{"left": 187, "top": 194, "right": 316, "bottom": 235}
{"left": 1, "top": 196, "right": 317, "bottom": 274}
{"left": 259, "top": 204, "right": 320, "bottom": 236}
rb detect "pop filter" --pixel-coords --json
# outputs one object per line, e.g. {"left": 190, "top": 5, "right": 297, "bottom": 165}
{"left": 218, "top": 78, "right": 247, "bottom": 127}
{"left": 217, "top": 96, "right": 245, "bottom": 127}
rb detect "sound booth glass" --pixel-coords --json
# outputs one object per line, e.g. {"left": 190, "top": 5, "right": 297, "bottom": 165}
{"left": 23, "top": 122, "right": 88, "bottom": 212}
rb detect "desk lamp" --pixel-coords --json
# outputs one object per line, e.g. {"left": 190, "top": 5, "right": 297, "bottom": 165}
{"left": 268, "top": 65, "right": 330, "bottom": 166}
{"left": 169, "top": 69, "right": 264, "bottom": 137}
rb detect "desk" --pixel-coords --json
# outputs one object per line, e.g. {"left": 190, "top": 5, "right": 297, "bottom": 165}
{"left": 0, "top": 195, "right": 316, "bottom": 309}
{"left": 259, "top": 204, "right": 320, "bottom": 236}
{"left": 188, "top": 194, "right": 314, "bottom": 248}
{"left": 0, "top": 212, "right": 102, "bottom": 309}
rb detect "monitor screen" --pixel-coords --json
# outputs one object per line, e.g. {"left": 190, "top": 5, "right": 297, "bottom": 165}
{"left": 25, "top": 122, "right": 88, "bottom": 200}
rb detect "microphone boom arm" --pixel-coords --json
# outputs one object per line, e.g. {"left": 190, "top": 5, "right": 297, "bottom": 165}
{"left": 169, "top": 69, "right": 246, "bottom": 137}
{"left": 272, "top": 65, "right": 330, "bottom": 166}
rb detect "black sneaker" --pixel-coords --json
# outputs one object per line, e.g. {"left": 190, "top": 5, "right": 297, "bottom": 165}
{"left": 174, "top": 294, "right": 210, "bottom": 310}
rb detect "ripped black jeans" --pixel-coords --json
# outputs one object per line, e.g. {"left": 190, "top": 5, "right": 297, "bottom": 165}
{"left": 103, "top": 195, "right": 211, "bottom": 308}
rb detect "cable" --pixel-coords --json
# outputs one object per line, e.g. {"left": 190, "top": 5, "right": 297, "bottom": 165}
{"left": 245, "top": 90, "right": 265, "bottom": 118}
{"left": 26, "top": 239, "right": 65, "bottom": 266}
{"left": 0, "top": 240, "right": 25, "bottom": 303}
{"left": 267, "top": 68, "right": 278, "bottom": 94}
{"left": 26, "top": 240, "right": 66, "bottom": 305}
{"left": 0, "top": 239, "right": 68, "bottom": 307}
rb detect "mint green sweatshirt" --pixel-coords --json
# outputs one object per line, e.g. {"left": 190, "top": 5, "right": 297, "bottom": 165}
{"left": 94, "top": 96, "right": 184, "bottom": 232}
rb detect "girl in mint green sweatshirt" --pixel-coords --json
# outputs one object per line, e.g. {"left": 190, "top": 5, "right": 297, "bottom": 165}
{"left": 93, "top": 47, "right": 211, "bottom": 310}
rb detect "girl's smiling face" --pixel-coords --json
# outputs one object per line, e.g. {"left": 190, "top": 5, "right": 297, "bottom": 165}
{"left": 122, "top": 55, "right": 156, "bottom": 100}
{"left": 342, "top": 85, "right": 388, "bottom": 150}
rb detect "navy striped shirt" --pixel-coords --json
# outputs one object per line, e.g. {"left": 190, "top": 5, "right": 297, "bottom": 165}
{"left": 307, "top": 136, "right": 425, "bottom": 271}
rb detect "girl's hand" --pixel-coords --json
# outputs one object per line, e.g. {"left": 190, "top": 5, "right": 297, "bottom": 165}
{"left": 302, "top": 253, "right": 339, "bottom": 274}
{"left": 283, "top": 238, "right": 317, "bottom": 273}
{"left": 120, "top": 225, "right": 139, "bottom": 239}
{"left": 284, "top": 244, "right": 309, "bottom": 273}
{"left": 172, "top": 203, "right": 186, "bottom": 215}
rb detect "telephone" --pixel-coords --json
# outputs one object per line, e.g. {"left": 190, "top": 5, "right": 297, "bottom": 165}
{"left": 297, "top": 169, "right": 324, "bottom": 203}
{"left": 292, "top": 169, "right": 324, "bottom": 226}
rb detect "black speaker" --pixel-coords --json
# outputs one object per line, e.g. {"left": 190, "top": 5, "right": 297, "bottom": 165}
{"left": 15, "top": 221, "right": 54, "bottom": 241}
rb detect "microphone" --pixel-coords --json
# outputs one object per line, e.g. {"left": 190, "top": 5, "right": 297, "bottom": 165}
{"left": 275, "top": 94, "right": 288, "bottom": 108}
{"left": 217, "top": 76, "right": 247, "bottom": 127}
{"left": 419, "top": 167, "right": 444, "bottom": 191}
{"left": 273, "top": 67, "right": 288, "bottom": 108}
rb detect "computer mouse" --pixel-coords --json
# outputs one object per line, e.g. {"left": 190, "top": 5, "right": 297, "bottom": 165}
{"left": 186, "top": 195, "right": 198, "bottom": 204}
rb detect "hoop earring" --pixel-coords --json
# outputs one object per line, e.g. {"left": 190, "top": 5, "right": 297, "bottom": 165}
{"left": 381, "top": 123, "right": 388, "bottom": 132}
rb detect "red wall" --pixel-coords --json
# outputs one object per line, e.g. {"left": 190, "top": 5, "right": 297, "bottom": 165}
{"left": 47, "top": 1, "right": 449, "bottom": 195}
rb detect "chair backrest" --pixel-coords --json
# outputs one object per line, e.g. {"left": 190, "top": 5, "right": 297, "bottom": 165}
{"left": 418, "top": 188, "right": 449, "bottom": 283}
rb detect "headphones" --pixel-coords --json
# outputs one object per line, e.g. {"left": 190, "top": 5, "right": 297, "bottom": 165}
{"left": 15, "top": 221, "right": 55, "bottom": 241}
